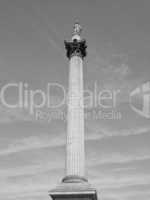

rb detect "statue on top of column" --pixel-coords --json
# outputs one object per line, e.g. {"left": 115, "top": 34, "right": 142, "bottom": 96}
{"left": 73, "top": 21, "right": 82, "bottom": 36}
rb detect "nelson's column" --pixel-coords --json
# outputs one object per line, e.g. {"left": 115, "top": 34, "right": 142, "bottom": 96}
{"left": 49, "top": 22, "right": 98, "bottom": 200}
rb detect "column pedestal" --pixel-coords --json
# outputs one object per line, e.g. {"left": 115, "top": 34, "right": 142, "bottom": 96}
{"left": 49, "top": 178, "right": 97, "bottom": 200}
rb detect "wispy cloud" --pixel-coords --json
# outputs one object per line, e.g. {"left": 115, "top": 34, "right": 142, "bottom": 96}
{"left": 86, "top": 124, "right": 150, "bottom": 140}
{"left": 0, "top": 123, "right": 149, "bottom": 156}
{"left": 92, "top": 173, "right": 150, "bottom": 189}
{"left": 88, "top": 150, "right": 150, "bottom": 166}
{"left": 0, "top": 134, "right": 65, "bottom": 156}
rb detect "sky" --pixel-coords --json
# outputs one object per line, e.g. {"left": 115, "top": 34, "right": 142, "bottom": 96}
{"left": 0, "top": 0, "right": 150, "bottom": 200}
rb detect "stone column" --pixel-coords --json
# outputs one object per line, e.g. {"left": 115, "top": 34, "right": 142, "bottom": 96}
{"left": 64, "top": 22, "right": 87, "bottom": 180}
{"left": 49, "top": 23, "right": 98, "bottom": 200}
{"left": 66, "top": 54, "right": 85, "bottom": 177}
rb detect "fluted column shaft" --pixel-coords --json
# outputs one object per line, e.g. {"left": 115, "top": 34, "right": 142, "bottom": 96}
{"left": 66, "top": 55, "right": 85, "bottom": 177}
